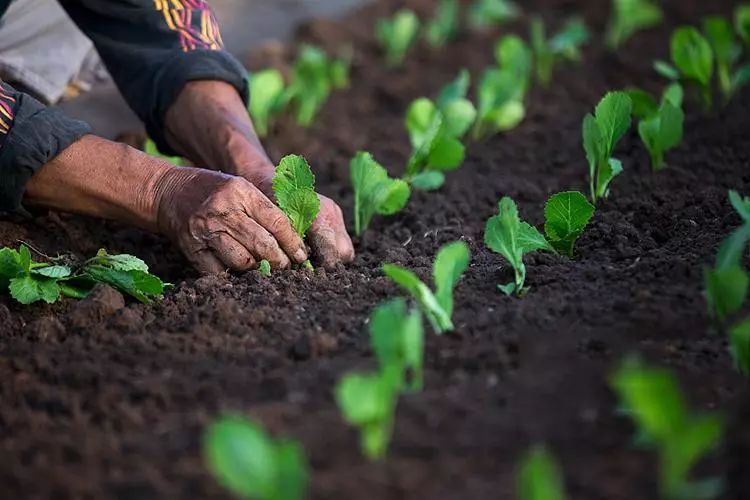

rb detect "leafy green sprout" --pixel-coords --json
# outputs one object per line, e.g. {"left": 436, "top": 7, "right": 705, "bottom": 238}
{"left": 517, "top": 445, "right": 566, "bottom": 500}
{"left": 484, "top": 197, "right": 554, "bottom": 296}
{"left": 702, "top": 16, "right": 750, "bottom": 102}
{"left": 730, "top": 318, "right": 750, "bottom": 376}
{"left": 468, "top": 0, "right": 520, "bottom": 29}
{"left": 376, "top": 9, "right": 421, "bottom": 66}
{"left": 203, "top": 415, "right": 307, "bottom": 500}
{"left": 350, "top": 151, "right": 411, "bottom": 236}
{"left": 582, "top": 91, "right": 633, "bottom": 204}
{"left": 144, "top": 138, "right": 182, "bottom": 166}
{"left": 383, "top": 240, "right": 470, "bottom": 334}
{"left": 626, "top": 83, "right": 684, "bottom": 121}
{"left": 370, "top": 298, "right": 424, "bottom": 392}
{"left": 654, "top": 27, "right": 715, "bottom": 109}
{"left": 259, "top": 259, "right": 272, "bottom": 277}
{"left": 404, "top": 95, "right": 476, "bottom": 191}
{"left": 611, "top": 358, "right": 724, "bottom": 500}
{"left": 285, "top": 45, "right": 349, "bottom": 127}
{"left": 424, "top": 0, "right": 460, "bottom": 47}
{"left": 606, "top": 0, "right": 663, "bottom": 49}
{"left": 0, "top": 245, "right": 168, "bottom": 305}
{"left": 335, "top": 370, "right": 399, "bottom": 461}
{"left": 544, "top": 191, "right": 595, "bottom": 257}
{"left": 272, "top": 155, "right": 320, "bottom": 269}
{"left": 530, "top": 16, "right": 590, "bottom": 88}
{"left": 737, "top": 5, "right": 750, "bottom": 45}
{"left": 249, "top": 69, "right": 287, "bottom": 137}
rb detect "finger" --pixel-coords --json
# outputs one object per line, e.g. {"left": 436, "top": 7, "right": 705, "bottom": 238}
{"left": 336, "top": 229, "right": 355, "bottom": 263}
{"left": 206, "top": 232, "right": 257, "bottom": 271}
{"left": 217, "top": 215, "right": 291, "bottom": 269}
{"left": 242, "top": 190, "right": 307, "bottom": 264}
{"left": 309, "top": 225, "right": 340, "bottom": 269}
{"left": 189, "top": 248, "right": 228, "bottom": 275}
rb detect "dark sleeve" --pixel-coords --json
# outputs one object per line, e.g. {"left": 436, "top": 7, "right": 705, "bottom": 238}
{"left": 0, "top": 80, "right": 91, "bottom": 212}
{"left": 60, "top": 0, "right": 249, "bottom": 155}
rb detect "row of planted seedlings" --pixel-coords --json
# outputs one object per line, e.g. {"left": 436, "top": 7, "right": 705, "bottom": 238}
{"left": 0, "top": 1, "right": 747, "bottom": 499}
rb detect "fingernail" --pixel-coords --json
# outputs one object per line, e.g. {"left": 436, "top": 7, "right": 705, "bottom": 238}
{"left": 294, "top": 248, "right": 307, "bottom": 263}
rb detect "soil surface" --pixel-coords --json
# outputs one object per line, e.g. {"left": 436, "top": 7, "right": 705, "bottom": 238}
{"left": 2, "top": 0, "right": 750, "bottom": 499}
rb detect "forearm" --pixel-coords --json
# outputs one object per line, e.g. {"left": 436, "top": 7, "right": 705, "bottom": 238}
{"left": 164, "top": 80, "right": 276, "bottom": 193}
{"left": 23, "top": 135, "right": 172, "bottom": 233}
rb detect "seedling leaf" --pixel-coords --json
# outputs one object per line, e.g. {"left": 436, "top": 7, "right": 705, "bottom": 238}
{"left": 370, "top": 298, "right": 424, "bottom": 392}
{"left": 351, "top": 151, "right": 411, "bottom": 235}
{"left": 637, "top": 100, "right": 684, "bottom": 171}
{"left": 544, "top": 192, "right": 595, "bottom": 257}
{"left": 729, "top": 190, "right": 750, "bottom": 223}
{"left": 259, "top": 259, "right": 272, "bottom": 277}
{"left": 376, "top": 9, "right": 420, "bottom": 66}
{"left": 737, "top": 5, "right": 750, "bottom": 45}
{"left": 468, "top": 0, "right": 519, "bottom": 29}
{"left": 606, "top": 0, "right": 663, "bottom": 49}
{"left": 273, "top": 155, "right": 320, "bottom": 238}
{"left": 730, "top": 317, "right": 750, "bottom": 375}
{"left": 424, "top": 0, "right": 460, "bottom": 47}
{"left": 249, "top": 69, "right": 286, "bottom": 137}
{"left": 517, "top": 445, "right": 566, "bottom": 500}
{"left": 433, "top": 241, "right": 470, "bottom": 319}
{"left": 410, "top": 171, "right": 445, "bottom": 191}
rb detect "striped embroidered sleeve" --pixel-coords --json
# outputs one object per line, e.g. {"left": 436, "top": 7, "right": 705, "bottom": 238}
{"left": 61, "top": 0, "right": 248, "bottom": 155}
{"left": 0, "top": 81, "right": 18, "bottom": 149}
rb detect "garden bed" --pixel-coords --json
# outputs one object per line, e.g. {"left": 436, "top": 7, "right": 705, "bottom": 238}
{"left": 1, "top": 0, "right": 750, "bottom": 498}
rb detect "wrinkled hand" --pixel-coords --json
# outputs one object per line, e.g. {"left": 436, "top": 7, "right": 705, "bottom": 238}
{"left": 155, "top": 167, "right": 308, "bottom": 273}
{"left": 308, "top": 194, "right": 355, "bottom": 268}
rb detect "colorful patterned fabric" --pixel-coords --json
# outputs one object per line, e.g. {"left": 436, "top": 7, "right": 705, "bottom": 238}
{"left": 153, "top": 0, "right": 224, "bottom": 51}
{"left": 0, "top": 82, "right": 17, "bottom": 143}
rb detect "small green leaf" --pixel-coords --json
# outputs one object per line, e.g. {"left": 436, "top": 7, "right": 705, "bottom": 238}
{"left": 437, "top": 69, "right": 471, "bottom": 109}
{"left": 705, "top": 264, "right": 748, "bottom": 324}
{"left": 495, "top": 35, "right": 533, "bottom": 93}
{"left": 273, "top": 155, "right": 320, "bottom": 238}
{"left": 9, "top": 275, "right": 60, "bottom": 305}
{"left": 382, "top": 263, "right": 453, "bottom": 333}
{"left": 350, "top": 152, "right": 410, "bottom": 235}
{"left": 440, "top": 99, "right": 477, "bottom": 139}
{"left": 376, "top": 9, "right": 420, "bottom": 66}
{"left": 736, "top": 5, "right": 750, "bottom": 45}
{"left": 517, "top": 445, "right": 566, "bottom": 500}
{"left": 410, "top": 171, "right": 445, "bottom": 191}
{"left": 96, "top": 251, "right": 150, "bottom": 272}
{"left": 370, "top": 298, "right": 424, "bottom": 392}
{"left": 281, "top": 189, "right": 321, "bottom": 239}
{"left": 427, "top": 137, "right": 465, "bottom": 170}
{"left": 433, "top": 241, "right": 470, "bottom": 320}
{"left": 19, "top": 245, "right": 31, "bottom": 274}
{"left": 468, "top": 0, "right": 519, "bottom": 29}
{"left": 595, "top": 91, "right": 633, "bottom": 156}
{"left": 730, "top": 317, "right": 750, "bottom": 375}
{"left": 638, "top": 101, "right": 684, "bottom": 171}
{"left": 424, "top": 0, "right": 460, "bottom": 47}
{"left": 662, "top": 83, "right": 685, "bottom": 108}
{"left": 0, "top": 248, "right": 22, "bottom": 284}
{"left": 729, "top": 190, "right": 750, "bottom": 223}
{"left": 31, "top": 265, "right": 72, "bottom": 279}
{"left": 654, "top": 60, "right": 681, "bottom": 80}
{"left": 249, "top": 69, "right": 286, "bottom": 137}
{"left": 544, "top": 191, "right": 595, "bottom": 257}
{"left": 671, "top": 26, "right": 714, "bottom": 89}
{"left": 626, "top": 88, "right": 659, "bottom": 120}
{"left": 606, "top": 0, "right": 663, "bottom": 49}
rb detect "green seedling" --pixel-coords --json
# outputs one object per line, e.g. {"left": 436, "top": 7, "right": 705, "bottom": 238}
{"left": 259, "top": 259, "right": 272, "bottom": 277}
{"left": 404, "top": 95, "right": 475, "bottom": 190}
{"left": 606, "top": 0, "right": 663, "bottom": 49}
{"left": 531, "top": 16, "right": 590, "bottom": 87}
{"left": 637, "top": 100, "right": 684, "bottom": 171}
{"left": 383, "top": 240, "right": 470, "bottom": 334}
{"left": 436, "top": 69, "right": 471, "bottom": 109}
{"left": 376, "top": 9, "right": 421, "bottom": 66}
{"left": 336, "top": 370, "right": 399, "bottom": 461}
{"left": 495, "top": 35, "right": 534, "bottom": 96}
{"left": 485, "top": 197, "right": 554, "bottom": 296}
{"left": 737, "top": 5, "right": 750, "bottom": 45}
{"left": 286, "top": 45, "right": 349, "bottom": 127}
{"left": 144, "top": 138, "right": 182, "bottom": 166}
{"left": 468, "top": 0, "right": 520, "bottom": 29}
{"left": 702, "top": 16, "right": 750, "bottom": 102}
{"left": 730, "top": 318, "right": 750, "bottom": 376}
{"left": 654, "top": 27, "right": 715, "bottom": 108}
{"left": 350, "top": 151, "right": 411, "bottom": 236}
{"left": 272, "top": 155, "right": 320, "bottom": 269}
{"left": 611, "top": 358, "right": 724, "bottom": 500}
{"left": 704, "top": 191, "right": 750, "bottom": 328}
{"left": 517, "top": 445, "right": 566, "bottom": 500}
{"left": 204, "top": 415, "right": 307, "bottom": 500}
{"left": 0, "top": 245, "right": 168, "bottom": 305}
{"left": 544, "top": 191, "right": 595, "bottom": 257}
{"left": 249, "top": 69, "right": 287, "bottom": 137}
{"left": 424, "top": 0, "right": 460, "bottom": 47}
{"left": 626, "top": 83, "right": 684, "bottom": 120}
{"left": 436, "top": 70, "right": 478, "bottom": 138}
{"left": 370, "top": 298, "right": 424, "bottom": 392}
{"left": 582, "top": 91, "right": 633, "bottom": 204}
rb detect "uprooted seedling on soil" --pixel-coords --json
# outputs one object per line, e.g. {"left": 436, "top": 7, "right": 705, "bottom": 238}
{"left": 404, "top": 93, "right": 476, "bottom": 190}
{"left": 0, "top": 245, "right": 169, "bottom": 305}
{"left": 606, "top": 0, "right": 663, "bottom": 49}
{"left": 383, "top": 240, "right": 470, "bottom": 334}
{"left": 582, "top": 91, "right": 633, "bottom": 203}
{"left": 611, "top": 358, "right": 724, "bottom": 499}
{"left": 350, "top": 151, "right": 411, "bottom": 236}
{"left": 272, "top": 154, "right": 320, "bottom": 269}
{"left": 203, "top": 415, "right": 308, "bottom": 500}
{"left": 517, "top": 445, "right": 567, "bottom": 500}
{"left": 530, "top": 16, "right": 590, "bottom": 88}
{"left": 376, "top": 9, "right": 420, "bottom": 66}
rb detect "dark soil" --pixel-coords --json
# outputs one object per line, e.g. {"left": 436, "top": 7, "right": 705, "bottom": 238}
{"left": 2, "top": 0, "right": 750, "bottom": 498}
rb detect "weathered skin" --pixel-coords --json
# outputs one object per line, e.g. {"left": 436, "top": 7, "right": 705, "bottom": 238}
{"left": 24, "top": 80, "right": 355, "bottom": 272}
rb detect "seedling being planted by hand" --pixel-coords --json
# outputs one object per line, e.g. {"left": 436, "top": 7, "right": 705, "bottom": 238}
{"left": 383, "top": 240, "right": 470, "bottom": 334}
{"left": 0, "top": 245, "right": 169, "bottom": 305}
{"left": 350, "top": 151, "right": 411, "bottom": 236}
{"left": 582, "top": 91, "right": 633, "bottom": 203}
{"left": 249, "top": 69, "right": 287, "bottom": 137}
{"left": 484, "top": 197, "right": 554, "bottom": 296}
{"left": 272, "top": 155, "right": 320, "bottom": 269}
{"left": 286, "top": 45, "right": 350, "bottom": 127}
{"left": 611, "top": 358, "right": 724, "bottom": 500}
{"left": 203, "top": 415, "right": 307, "bottom": 500}
{"left": 472, "top": 36, "right": 531, "bottom": 139}
{"left": 336, "top": 370, "right": 399, "bottom": 461}
{"left": 468, "top": 0, "right": 520, "bottom": 29}
{"left": 370, "top": 298, "right": 424, "bottom": 392}
{"left": 424, "top": 0, "right": 460, "bottom": 47}
{"left": 404, "top": 95, "right": 476, "bottom": 191}
{"left": 606, "top": 0, "right": 663, "bottom": 49}
{"left": 517, "top": 445, "right": 567, "bottom": 500}
{"left": 531, "top": 17, "right": 590, "bottom": 87}
{"left": 544, "top": 191, "right": 595, "bottom": 257}
{"left": 376, "top": 9, "right": 420, "bottom": 66}
{"left": 654, "top": 27, "right": 715, "bottom": 108}
{"left": 258, "top": 259, "right": 272, "bottom": 277}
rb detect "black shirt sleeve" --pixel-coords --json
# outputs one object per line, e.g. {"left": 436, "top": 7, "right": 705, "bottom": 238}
{"left": 0, "top": 80, "right": 91, "bottom": 212}
{"left": 59, "top": 0, "right": 250, "bottom": 155}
